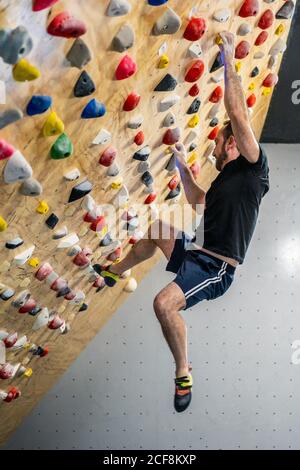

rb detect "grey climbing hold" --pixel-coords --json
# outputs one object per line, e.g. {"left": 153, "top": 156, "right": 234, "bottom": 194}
{"left": 165, "top": 153, "right": 176, "bottom": 172}
{"left": 141, "top": 171, "right": 153, "bottom": 187}
{"left": 12, "top": 290, "right": 30, "bottom": 308}
{"left": 107, "top": 0, "right": 131, "bottom": 16}
{"left": 74, "top": 71, "right": 95, "bottom": 97}
{"left": 128, "top": 114, "right": 143, "bottom": 129}
{"left": 133, "top": 146, "right": 151, "bottom": 161}
{"left": 213, "top": 8, "right": 231, "bottom": 22}
{"left": 159, "top": 94, "right": 180, "bottom": 112}
{"left": 210, "top": 51, "right": 223, "bottom": 73}
{"left": 53, "top": 226, "right": 68, "bottom": 239}
{"left": 137, "top": 161, "right": 150, "bottom": 173}
{"left": 165, "top": 183, "right": 181, "bottom": 200}
{"left": 4, "top": 151, "right": 32, "bottom": 184}
{"left": 0, "top": 288, "right": 15, "bottom": 301}
{"left": 66, "top": 38, "right": 92, "bottom": 69}
{"left": 99, "top": 233, "right": 113, "bottom": 247}
{"left": 0, "top": 26, "right": 33, "bottom": 64}
{"left": 154, "top": 73, "right": 177, "bottom": 92}
{"left": 106, "top": 162, "right": 120, "bottom": 177}
{"left": 187, "top": 98, "right": 201, "bottom": 115}
{"left": 5, "top": 237, "right": 24, "bottom": 250}
{"left": 269, "top": 38, "right": 286, "bottom": 57}
{"left": 276, "top": 1, "right": 294, "bottom": 19}
{"left": 112, "top": 24, "right": 135, "bottom": 52}
{"left": 209, "top": 117, "right": 219, "bottom": 127}
{"left": 67, "top": 245, "right": 82, "bottom": 257}
{"left": 208, "top": 103, "right": 221, "bottom": 119}
{"left": 152, "top": 7, "right": 182, "bottom": 35}
{"left": 19, "top": 178, "right": 42, "bottom": 196}
{"left": 163, "top": 112, "right": 176, "bottom": 127}
{"left": 0, "top": 108, "right": 23, "bottom": 130}
{"left": 237, "top": 23, "right": 252, "bottom": 36}
{"left": 68, "top": 179, "right": 93, "bottom": 203}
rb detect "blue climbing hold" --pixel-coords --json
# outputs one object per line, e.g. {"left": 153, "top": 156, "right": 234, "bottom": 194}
{"left": 148, "top": 0, "right": 168, "bottom": 5}
{"left": 81, "top": 99, "right": 106, "bottom": 119}
{"left": 26, "top": 95, "right": 52, "bottom": 116}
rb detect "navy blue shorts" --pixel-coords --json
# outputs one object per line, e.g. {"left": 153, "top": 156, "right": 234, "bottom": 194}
{"left": 166, "top": 232, "right": 236, "bottom": 310}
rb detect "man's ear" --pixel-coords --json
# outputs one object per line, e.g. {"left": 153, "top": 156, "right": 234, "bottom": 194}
{"left": 225, "top": 135, "right": 236, "bottom": 151}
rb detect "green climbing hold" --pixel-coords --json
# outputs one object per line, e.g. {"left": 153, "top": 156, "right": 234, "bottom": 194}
{"left": 51, "top": 133, "right": 73, "bottom": 159}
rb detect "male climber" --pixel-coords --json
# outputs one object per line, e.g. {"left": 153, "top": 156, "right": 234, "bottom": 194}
{"left": 101, "top": 32, "right": 270, "bottom": 412}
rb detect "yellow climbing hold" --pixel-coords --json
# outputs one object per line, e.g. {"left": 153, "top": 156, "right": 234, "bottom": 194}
{"left": 36, "top": 201, "right": 49, "bottom": 214}
{"left": 188, "top": 152, "right": 197, "bottom": 165}
{"left": 24, "top": 368, "right": 33, "bottom": 378}
{"left": 113, "top": 258, "right": 121, "bottom": 264}
{"left": 43, "top": 111, "right": 64, "bottom": 137}
{"left": 262, "top": 87, "right": 272, "bottom": 96}
{"left": 188, "top": 115, "right": 199, "bottom": 128}
{"left": 111, "top": 178, "right": 123, "bottom": 190}
{"left": 248, "top": 82, "right": 255, "bottom": 91}
{"left": 0, "top": 216, "right": 8, "bottom": 232}
{"left": 275, "top": 24, "right": 285, "bottom": 36}
{"left": 158, "top": 54, "right": 170, "bottom": 69}
{"left": 215, "top": 34, "right": 223, "bottom": 45}
{"left": 28, "top": 257, "right": 40, "bottom": 268}
{"left": 235, "top": 61, "right": 242, "bottom": 73}
{"left": 13, "top": 59, "right": 40, "bottom": 82}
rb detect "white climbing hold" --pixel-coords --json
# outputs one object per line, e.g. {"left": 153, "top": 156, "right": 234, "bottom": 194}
{"left": 57, "top": 233, "right": 79, "bottom": 249}
{"left": 107, "top": 162, "right": 120, "bottom": 177}
{"left": 254, "top": 51, "right": 265, "bottom": 59}
{"left": 64, "top": 168, "right": 80, "bottom": 181}
{"left": 113, "top": 185, "right": 129, "bottom": 207}
{"left": 128, "top": 114, "right": 143, "bottom": 129}
{"left": 3, "top": 150, "right": 32, "bottom": 183}
{"left": 70, "top": 291, "right": 85, "bottom": 304}
{"left": 53, "top": 226, "right": 68, "bottom": 239}
{"left": 163, "top": 112, "right": 176, "bottom": 127}
{"left": 11, "top": 335, "right": 28, "bottom": 351}
{"left": 211, "top": 70, "right": 224, "bottom": 83}
{"left": 204, "top": 142, "right": 216, "bottom": 160}
{"left": 213, "top": 9, "right": 231, "bottom": 22}
{"left": 120, "top": 268, "right": 131, "bottom": 279}
{"left": 124, "top": 277, "right": 137, "bottom": 292}
{"left": 159, "top": 94, "right": 180, "bottom": 112}
{"left": 188, "top": 42, "right": 202, "bottom": 58}
{"left": 13, "top": 245, "right": 35, "bottom": 266}
{"left": 208, "top": 103, "right": 221, "bottom": 119}
{"left": 82, "top": 194, "right": 96, "bottom": 212}
{"left": 185, "top": 129, "right": 199, "bottom": 144}
{"left": 101, "top": 240, "right": 121, "bottom": 255}
{"left": 0, "top": 341, "right": 5, "bottom": 364}
{"left": 45, "top": 271, "right": 59, "bottom": 285}
{"left": 237, "top": 23, "right": 252, "bottom": 36}
{"left": 92, "top": 128, "right": 111, "bottom": 145}
{"left": 67, "top": 245, "right": 82, "bottom": 257}
{"left": 32, "top": 308, "right": 50, "bottom": 331}
{"left": 106, "top": 0, "right": 131, "bottom": 16}
{"left": 269, "top": 38, "right": 286, "bottom": 57}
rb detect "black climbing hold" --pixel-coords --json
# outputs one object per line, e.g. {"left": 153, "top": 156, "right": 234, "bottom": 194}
{"left": 45, "top": 213, "right": 59, "bottom": 229}
{"left": 165, "top": 153, "right": 176, "bottom": 172}
{"left": 276, "top": 1, "right": 294, "bottom": 19}
{"left": 99, "top": 233, "right": 113, "bottom": 247}
{"left": 165, "top": 183, "right": 181, "bottom": 200}
{"left": 56, "top": 286, "right": 71, "bottom": 298}
{"left": 251, "top": 66, "right": 259, "bottom": 77}
{"left": 141, "top": 171, "right": 153, "bottom": 187}
{"left": 133, "top": 146, "right": 151, "bottom": 161}
{"left": 74, "top": 70, "right": 96, "bottom": 97}
{"left": 210, "top": 51, "right": 223, "bottom": 73}
{"left": 93, "top": 263, "right": 102, "bottom": 275}
{"left": 79, "top": 303, "right": 88, "bottom": 312}
{"left": 28, "top": 306, "right": 42, "bottom": 316}
{"left": 154, "top": 73, "right": 177, "bottom": 92}
{"left": 5, "top": 237, "right": 24, "bottom": 249}
{"left": 68, "top": 179, "right": 93, "bottom": 203}
{"left": 209, "top": 117, "right": 219, "bottom": 127}
{"left": 189, "top": 143, "right": 197, "bottom": 152}
{"left": 187, "top": 98, "right": 201, "bottom": 115}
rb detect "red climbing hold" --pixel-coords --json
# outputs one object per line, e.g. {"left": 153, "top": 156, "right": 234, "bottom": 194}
{"left": 50, "top": 277, "right": 67, "bottom": 292}
{"left": 258, "top": 9, "right": 274, "bottom": 29}
{"left": 255, "top": 31, "right": 268, "bottom": 46}
{"left": 90, "top": 216, "right": 106, "bottom": 232}
{"left": 115, "top": 55, "right": 137, "bottom": 80}
{"left": 35, "top": 262, "right": 53, "bottom": 281}
{"left": 247, "top": 93, "right": 256, "bottom": 108}
{"left": 239, "top": 0, "right": 259, "bottom": 18}
{"left": 73, "top": 251, "right": 90, "bottom": 267}
{"left": 134, "top": 131, "right": 145, "bottom": 146}
{"left": 123, "top": 92, "right": 141, "bottom": 111}
{"left": 235, "top": 41, "right": 250, "bottom": 59}
{"left": 208, "top": 126, "right": 219, "bottom": 140}
{"left": 189, "top": 84, "right": 200, "bottom": 97}
{"left": 64, "top": 291, "right": 76, "bottom": 301}
{"left": 162, "top": 128, "right": 180, "bottom": 145}
{"left": 0, "top": 140, "right": 15, "bottom": 160}
{"left": 19, "top": 298, "right": 37, "bottom": 314}
{"left": 99, "top": 147, "right": 117, "bottom": 167}
{"left": 107, "top": 246, "right": 122, "bottom": 262}
{"left": 32, "top": 0, "right": 59, "bottom": 11}
{"left": 144, "top": 192, "right": 157, "bottom": 204}
{"left": 4, "top": 387, "right": 21, "bottom": 402}
{"left": 48, "top": 315, "right": 64, "bottom": 330}
{"left": 183, "top": 17, "right": 206, "bottom": 41}
{"left": 47, "top": 11, "right": 87, "bottom": 38}
{"left": 93, "top": 277, "right": 105, "bottom": 289}
{"left": 209, "top": 86, "right": 223, "bottom": 103}
{"left": 190, "top": 162, "right": 200, "bottom": 178}
{"left": 262, "top": 73, "right": 278, "bottom": 88}
{"left": 185, "top": 60, "right": 205, "bottom": 83}
{"left": 83, "top": 212, "right": 97, "bottom": 223}
{"left": 168, "top": 174, "right": 180, "bottom": 190}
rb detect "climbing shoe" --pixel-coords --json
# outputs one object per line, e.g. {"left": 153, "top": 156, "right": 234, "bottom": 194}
{"left": 100, "top": 266, "right": 120, "bottom": 287}
{"left": 174, "top": 373, "right": 193, "bottom": 412}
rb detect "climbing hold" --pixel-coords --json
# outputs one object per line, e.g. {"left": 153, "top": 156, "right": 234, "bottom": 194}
{"left": 258, "top": 9, "right": 274, "bottom": 29}
{"left": 165, "top": 153, "right": 176, "bottom": 172}
{"left": 269, "top": 38, "right": 286, "bottom": 57}
{"left": 235, "top": 62, "right": 242, "bottom": 74}
{"left": 275, "top": 24, "right": 285, "bottom": 36}
{"left": 3, "top": 151, "right": 32, "bottom": 184}
{"left": 127, "top": 216, "right": 139, "bottom": 231}
{"left": 213, "top": 9, "right": 231, "bottom": 23}
{"left": 111, "top": 178, "right": 123, "bottom": 190}
{"left": 107, "top": 0, "right": 131, "bottom": 16}
{"left": 134, "top": 131, "right": 145, "bottom": 146}
{"left": 43, "top": 112, "right": 64, "bottom": 137}
{"left": 188, "top": 151, "right": 197, "bottom": 164}
{"left": 153, "top": 7, "right": 181, "bottom": 35}
{"left": 0, "top": 140, "right": 14, "bottom": 160}
{"left": 188, "top": 84, "right": 200, "bottom": 97}
{"left": 107, "top": 162, "right": 120, "bottom": 177}
{"left": 73, "top": 250, "right": 92, "bottom": 267}
{"left": 165, "top": 184, "right": 181, "bottom": 200}
{"left": 28, "top": 257, "right": 39, "bottom": 268}
{"left": 133, "top": 146, "right": 151, "bottom": 161}
{"left": 3, "top": 333, "right": 18, "bottom": 349}
{"left": 208, "top": 127, "right": 219, "bottom": 140}
{"left": 66, "top": 38, "right": 91, "bottom": 68}
{"left": 129, "top": 231, "right": 143, "bottom": 244}
{"left": 99, "top": 147, "right": 117, "bottom": 167}
{"left": 185, "top": 60, "right": 204, "bottom": 82}
{"left": 47, "top": 12, "right": 87, "bottom": 38}
{"left": 239, "top": 0, "right": 259, "bottom": 17}
{"left": 188, "top": 115, "right": 199, "bottom": 128}
{"left": 128, "top": 114, "right": 143, "bottom": 129}
{"left": 68, "top": 180, "right": 92, "bottom": 203}
{"left": 35, "top": 262, "right": 53, "bottom": 281}
{"left": 209, "top": 117, "right": 219, "bottom": 127}
{"left": 211, "top": 70, "right": 224, "bottom": 83}
{"left": 32, "top": 0, "right": 59, "bottom": 11}
{"left": 158, "top": 54, "right": 170, "bottom": 69}
{"left": 51, "top": 134, "right": 73, "bottom": 159}
{"left": 45, "top": 213, "right": 59, "bottom": 229}
{"left": 113, "top": 186, "right": 129, "bottom": 207}
{"left": 268, "top": 55, "right": 277, "bottom": 70}
{"left": 188, "top": 42, "right": 202, "bottom": 59}
{"left": 141, "top": 171, "right": 153, "bottom": 187}
{"left": 0, "top": 108, "right": 23, "bottom": 130}
{"left": 160, "top": 94, "right": 180, "bottom": 112}
{"left": 235, "top": 41, "right": 250, "bottom": 59}
{"left": 32, "top": 308, "right": 50, "bottom": 331}
{"left": 36, "top": 201, "right": 49, "bottom": 214}
{"left": 11, "top": 290, "right": 30, "bottom": 308}
{"left": 19, "top": 298, "right": 37, "bottom": 314}
{"left": 115, "top": 55, "right": 137, "bottom": 80}
{"left": 74, "top": 71, "right": 95, "bottom": 97}
{"left": 237, "top": 23, "right": 252, "bottom": 36}
{"left": 210, "top": 52, "right": 223, "bottom": 73}
{"left": 64, "top": 168, "right": 80, "bottom": 180}
{"left": 162, "top": 128, "right": 181, "bottom": 145}
{"left": 0, "top": 216, "right": 7, "bottom": 232}
{"left": 276, "top": 1, "right": 294, "bottom": 19}
{"left": 154, "top": 73, "right": 177, "bottom": 92}
{"left": 13, "top": 246, "right": 35, "bottom": 266}
{"left": 137, "top": 161, "right": 150, "bottom": 173}
{"left": 255, "top": 31, "right": 268, "bottom": 46}
{"left": 99, "top": 233, "right": 113, "bottom": 247}
{"left": 163, "top": 112, "right": 176, "bottom": 127}
{"left": 13, "top": 59, "right": 40, "bottom": 81}
{"left": 254, "top": 51, "right": 265, "bottom": 59}
{"left": 0, "top": 26, "right": 33, "bottom": 65}
{"left": 248, "top": 82, "right": 256, "bottom": 90}
{"left": 144, "top": 192, "right": 157, "bottom": 204}
{"left": 168, "top": 174, "right": 180, "bottom": 190}
{"left": 79, "top": 303, "right": 88, "bottom": 312}
{"left": 20, "top": 178, "right": 43, "bottom": 196}
{"left": 123, "top": 92, "right": 141, "bottom": 111}
{"left": 90, "top": 216, "right": 106, "bottom": 233}
{"left": 26, "top": 96, "right": 52, "bottom": 116}
{"left": 148, "top": 0, "right": 168, "bottom": 5}
{"left": 112, "top": 24, "right": 135, "bottom": 52}
{"left": 187, "top": 98, "right": 201, "bottom": 114}
{"left": 262, "top": 73, "right": 278, "bottom": 88}
{"left": 92, "top": 128, "right": 111, "bottom": 145}
{"left": 209, "top": 86, "right": 223, "bottom": 103}
{"left": 81, "top": 99, "right": 106, "bottom": 119}
{"left": 5, "top": 238, "right": 24, "bottom": 250}
{"left": 183, "top": 17, "right": 206, "bottom": 41}
{"left": 247, "top": 93, "right": 256, "bottom": 108}
{"left": 0, "top": 288, "right": 15, "bottom": 301}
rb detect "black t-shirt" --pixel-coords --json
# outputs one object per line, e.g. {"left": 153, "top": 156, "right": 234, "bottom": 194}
{"left": 194, "top": 145, "right": 270, "bottom": 264}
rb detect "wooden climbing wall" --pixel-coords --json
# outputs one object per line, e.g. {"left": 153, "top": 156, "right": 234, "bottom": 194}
{"left": 0, "top": 0, "right": 296, "bottom": 445}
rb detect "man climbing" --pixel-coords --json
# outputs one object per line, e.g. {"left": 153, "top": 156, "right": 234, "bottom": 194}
{"left": 101, "top": 32, "right": 270, "bottom": 412}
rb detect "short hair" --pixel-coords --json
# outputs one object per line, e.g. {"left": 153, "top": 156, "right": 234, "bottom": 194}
{"left": 222, "top": 120, "right": 233, "bottom": 142}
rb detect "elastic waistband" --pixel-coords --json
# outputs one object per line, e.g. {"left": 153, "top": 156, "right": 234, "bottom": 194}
{"left": 197, "top": 250, "right": 237, "bottom": 274}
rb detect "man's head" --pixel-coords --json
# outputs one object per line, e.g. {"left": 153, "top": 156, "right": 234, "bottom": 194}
{"left": 213, "top": 121, "right": 241, "bottom": 171}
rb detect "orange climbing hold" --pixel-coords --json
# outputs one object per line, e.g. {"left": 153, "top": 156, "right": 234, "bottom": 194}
{"left": 168, "top": 174, "right": 180, "bottom": 190}
{"left": 134, "top": 131, "right": 145, "bottom": 146}
{"left": 209, "top": 86, "right": 223, "bottom": 103}
{"left": 185, "top": 60, "right": 205, "bottom": 83}
{"left": 47, "top": 11, "right": 87, "bottom": 38}
{"left": 123, "top": 92, "right": 141, "bottom": 111}
{"left": 183, "top": 17, "right": 206, "bottom": 41}
{"left": 208, "top": 126, "right": 219, "bottom": 140}
{"left": 247, "top": 93, "right": 256, "bottom": 108}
